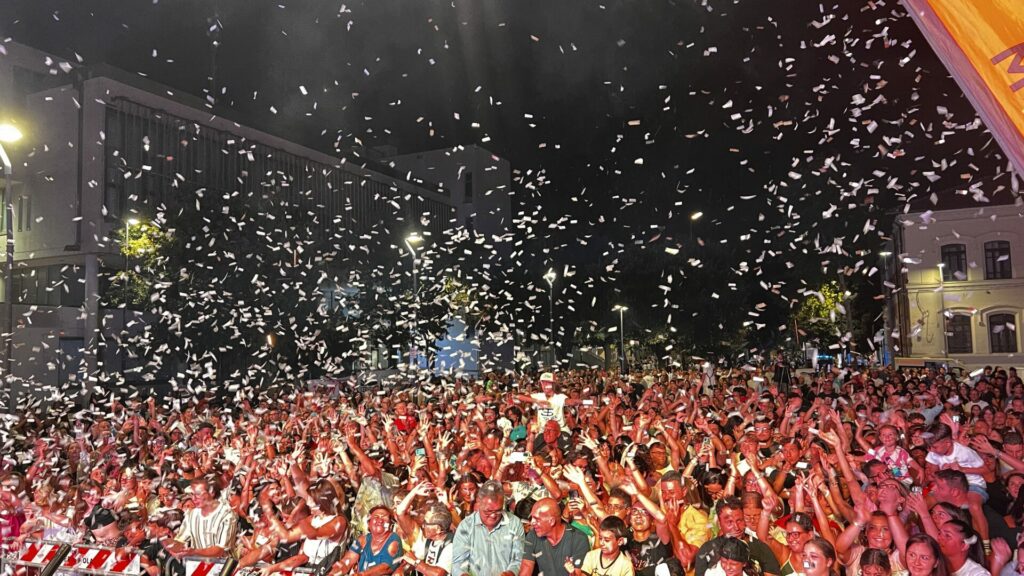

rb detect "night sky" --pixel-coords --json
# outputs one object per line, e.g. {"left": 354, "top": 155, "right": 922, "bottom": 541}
{"left": 1, "top": 0, "right": 1015, "bottom": 365}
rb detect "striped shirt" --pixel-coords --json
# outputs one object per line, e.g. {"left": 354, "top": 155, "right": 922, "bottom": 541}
{"left": 175, "top": 502, "right": 238, "bottom": 552}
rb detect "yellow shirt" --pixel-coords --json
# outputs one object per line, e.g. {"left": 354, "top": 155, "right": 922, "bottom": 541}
{"left": 677, "top": 505, "right": 711, "bottom": 549}
{"left": 582, "top": 549, "right": 635, "bottom": 576}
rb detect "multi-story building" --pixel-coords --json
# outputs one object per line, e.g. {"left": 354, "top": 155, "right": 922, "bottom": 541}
{"left": 0, "top": 42, "right": 511, "bottom": 391}
{"left": 894, "top": 188, "right": 1024, "bottom": 369}
{"left": 387, "top": 146, "right": 515, "bottom": 372}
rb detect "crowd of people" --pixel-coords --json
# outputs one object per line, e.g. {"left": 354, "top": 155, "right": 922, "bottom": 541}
{"left": 2, "top": 363, "right": 1024, "bottom": 576}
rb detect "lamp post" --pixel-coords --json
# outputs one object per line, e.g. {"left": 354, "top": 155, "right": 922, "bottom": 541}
{"left": 543, "top": 269, "right": 557, "bottom": 367}
{"left": 879, "top": 251, "right": 892, "bottom": 366}
{"left": 405, "top": 233, "right": 422, "bottom": 369}
{"left": 937, "top": 262, "right": 949, "bottom": 359}
{"left": 0, "top": 123, "right": 23, "bottom": 383}
{"left": 613, "top": 305, "right": 628, "bottom": 374}
{"left": 689, "top": 211, "right": 703, "bottom": 243}
{"left": 120, "top": 218, "right": 139, "bottom": 378}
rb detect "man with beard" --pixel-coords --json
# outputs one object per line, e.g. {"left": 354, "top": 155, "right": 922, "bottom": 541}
{"left": 694, "top": 498, "right": 780, "bottom": 576}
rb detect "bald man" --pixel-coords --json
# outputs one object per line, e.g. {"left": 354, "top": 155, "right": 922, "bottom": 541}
{"left": 519, "top": 498, "right": 589, "bottom": 576}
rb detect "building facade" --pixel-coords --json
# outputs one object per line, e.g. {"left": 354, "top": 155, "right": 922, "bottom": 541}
{"left": 2, "top": 42, "right": 510, "bottom": 392}
{"left": 895, "top": 194, "right": 1024, "bottom": 369}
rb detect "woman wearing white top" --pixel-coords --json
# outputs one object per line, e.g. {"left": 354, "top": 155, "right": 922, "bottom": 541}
{"left": 936, "top": 520, "right": 990, "bottom": 576}
{"left": 258, "top": 482, "right": 348, "bottom": 576}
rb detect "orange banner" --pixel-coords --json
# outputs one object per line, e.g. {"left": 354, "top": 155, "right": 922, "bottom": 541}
{"left": 903, "top": 0, "right": 1024, "bottom": 175}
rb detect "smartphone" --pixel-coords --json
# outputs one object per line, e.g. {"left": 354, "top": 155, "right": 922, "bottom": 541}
{"left": 509, "top": 451, "right": 527, "bottom": 464}
{"left": 582, "top": 399, "right": 594, "bottom": 406}
{"left": 415, "top": 447, "right": 426, "bottom": 457}
{"left": 953, "top": 415, "right": 961, "bottom": 423}
{"left": 911, "top": 486, "right": 922, "bottom": 495}
{"left": 795, "top": 461, "right": 809, "bottom": 470}
{"left": 736, "top": 459, "right": 752, "bottom": 477}
{"left": 568, "top": 489, "right": 580, "bottom": 500}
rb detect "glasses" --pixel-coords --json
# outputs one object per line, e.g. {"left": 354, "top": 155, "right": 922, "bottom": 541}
{"left": 479, "top": 508, "right": 503, "bottom": 517}
{"left": 786, "top": 531, "right": 808, "bottom": 539}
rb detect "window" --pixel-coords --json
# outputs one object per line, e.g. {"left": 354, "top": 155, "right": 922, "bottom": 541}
{"left": 946, "top": 314, "right": 973, "bottom": 354}
{"left": 464, "top": 171, "right": 473, "bottom": 203}
{"left": 984, "top": 241, "right": 1012, "bottom": 279}
{"left": 16, "top": 196, "right": 29, "bottom": 232}
{"left": 989, "top": 313, "right": 1018, "bottom": 353}
{"left": 941, "top": 244, "right": 967, "bottom": 281}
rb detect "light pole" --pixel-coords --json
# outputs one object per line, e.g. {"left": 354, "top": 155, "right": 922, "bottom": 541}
{"left": 0, "top": 123, "right": 23, "bottom": 383}
{"left": 879, "top": 251, "right": 892, "bottom": 366}
{"left": 689, "top": 211, "right": 703, "bottom": 244}
{"left": 613, "top": 305, "right": 628, "bottom": 374}
{"left": 543, "top": 269, "right": 557, "bottom": 367}
{"left": 120, "top": 218, "right": 139, "bottom": 378}
{"left": 405, "top": 233, "right": 422, "bottom": 369}
{"left": 937, "top": 262, "right": 949, "bottom": 359}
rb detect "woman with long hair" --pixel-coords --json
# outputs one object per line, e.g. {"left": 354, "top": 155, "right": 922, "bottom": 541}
{"left": 905, "top": 534, "right": 949, "bottom": 576}
{"left": 760, "top": 512, "right": 818, "bottom": 576}
{"left": 935, "top": 520, "right": 987, "bottom": 576}
{"left": 801, "top": 537, "right": 837, "bottom": 576}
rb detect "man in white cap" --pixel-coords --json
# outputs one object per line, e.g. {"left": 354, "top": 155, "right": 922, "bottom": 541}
{"left": 515, "top": 372, "right": 575, "bottom": 431}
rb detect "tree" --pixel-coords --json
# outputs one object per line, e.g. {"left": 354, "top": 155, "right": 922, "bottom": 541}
{"left": 793, "top": 281, "right": 846, "bottom": 349}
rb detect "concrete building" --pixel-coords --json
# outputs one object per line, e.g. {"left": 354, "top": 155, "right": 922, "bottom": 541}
{"left": 388, "top": 145, "right": 513, "bottom": 241}
{"left": 894, "top": 188, "right": 1024, "bottom": 369}
{"left": 1, "top": 42, "right": 522, "bottom": 390}
{"left": 387, "top": 146, "right": 515, "bottom": 373}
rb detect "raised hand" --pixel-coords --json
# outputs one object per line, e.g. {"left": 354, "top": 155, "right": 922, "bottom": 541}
{"left": 971, "top": 435, "right": 996, "bottom": 455}
{"left": 562, "top": 464, "right": 586, "bottom": 487}
{"left": 991, "top": 538, "right": 1012, "bottom": 568}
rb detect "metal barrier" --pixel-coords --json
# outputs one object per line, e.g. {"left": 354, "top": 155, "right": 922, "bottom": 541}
{"left": 1, "top": 539, "right": 142, "bottom": 576}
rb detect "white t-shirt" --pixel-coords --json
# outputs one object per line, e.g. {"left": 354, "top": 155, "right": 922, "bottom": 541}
{"left": 926, "top": 442, "right": 986, "bottom": 489}
{"left": 412, "top": 534, "right": 453, "bottom": 573}
{"left": 953, "top": 558, "right": 991, "bottom": 576}
{"left": 531, "top": 392, "right": 568, "bottom": 430}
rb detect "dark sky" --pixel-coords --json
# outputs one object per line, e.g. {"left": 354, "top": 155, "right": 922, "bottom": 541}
{"left": 2, "top": 0, "right": 1013, "bottom": 355}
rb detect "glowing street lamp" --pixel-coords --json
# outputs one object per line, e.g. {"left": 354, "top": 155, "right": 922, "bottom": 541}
{"left": 405, "top": 233, "right": 423, "bottom": 369}
{"left": 544, "top": 269, "right": 557, "bottom": 366}
{"left": 689, "top": 211, "right": 703, "bottom": 243}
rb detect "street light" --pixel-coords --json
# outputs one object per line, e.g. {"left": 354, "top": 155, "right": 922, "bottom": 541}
{"left": 0, "top": 123, "right": 23, "bottom": 381}
{"left": 120, "top": 218, "right": 140, "bottom": 378}
{"left": 613, "top": 305, "right": 628, "bottom": 374}
{"left": 404, "top": 233, "right": 423, "bottom": 369}
{"left": 937, "top": 262, "right": 949, "bottom": 359}
{"left": 543, "top": 269, "right": 557, "bottom": 367}
{"left": 879, "top": 251, "right": 893, "bottom": 366}
{"left": 689, "top": 211, "right": 703, "bottom": 243}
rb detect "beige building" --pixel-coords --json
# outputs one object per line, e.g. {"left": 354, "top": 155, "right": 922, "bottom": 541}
{"left": 895, "top": 190, "right": 1024, "bottom": 369}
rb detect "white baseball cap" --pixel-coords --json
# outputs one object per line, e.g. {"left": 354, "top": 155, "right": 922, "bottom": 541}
{"left": 539, "top": 372, "right": 555, "bottom": 382}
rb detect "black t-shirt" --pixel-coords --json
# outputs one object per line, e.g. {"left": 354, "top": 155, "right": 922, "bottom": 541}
{"left": 524, "top": 525, "right": 591, "bottom": 576}
{"left": 694, "top": 536, "right": 780, "bottom": 576}
{"left": 986, "top": 479, "right": 1012, "bottom": 515}
{"left": 626, "top": 534, "right": 682, "bottom": 576}
{"left": 533, "top": 432, "right": 572, "bottom": 454}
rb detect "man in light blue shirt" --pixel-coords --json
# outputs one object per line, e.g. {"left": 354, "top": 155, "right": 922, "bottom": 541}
{"left": 452, "top": 480, "right": 525, "bottom": 576}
